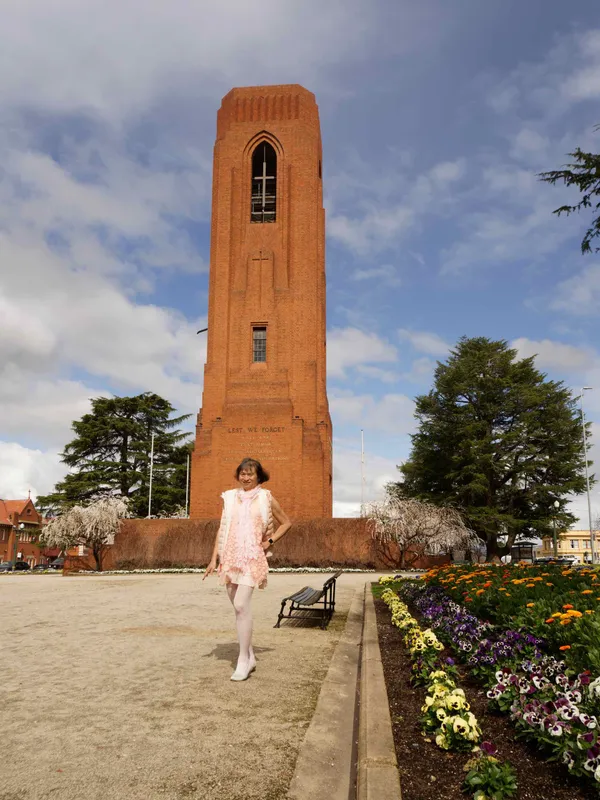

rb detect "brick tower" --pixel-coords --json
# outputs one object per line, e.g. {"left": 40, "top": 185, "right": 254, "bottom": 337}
{"left": 190, "top": 85, "right": 332, "bottom": 519}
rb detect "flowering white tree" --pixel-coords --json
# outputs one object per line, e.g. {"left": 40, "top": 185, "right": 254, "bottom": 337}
{"left": 39, "top": 497, "right": 129, "bottom": 571}
{"left": 366, "top": 495, "right": 479, "bottom": 569}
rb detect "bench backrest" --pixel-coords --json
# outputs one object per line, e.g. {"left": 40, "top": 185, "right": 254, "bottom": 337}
{"left": 322, "top": 570, "right": 343, "bottom": 589}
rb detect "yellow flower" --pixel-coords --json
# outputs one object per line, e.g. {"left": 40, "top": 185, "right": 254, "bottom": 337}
{"left": 560, "top": 619, "right": 572, "bottom": 626}
{"left": 526, "top": 583, "right": 535, "bottom": 588}
{"left": 585, "top": 610, "right": 594, "bottom": 615}
{"left": 526, "top": 603, "right": 535, "bottom": 608}
{"left": 551, "top": 612, "right": 562, "bottom": 618}
{"left": 546, "top": 582, "right": 554, "bottom": 587}
{"left": 582, "top": 590, "right": 593, "bottom": 595}
{"left": 476, "top": 589, "right": 485, "bottom": 596}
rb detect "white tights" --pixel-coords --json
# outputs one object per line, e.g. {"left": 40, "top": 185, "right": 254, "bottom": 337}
{"left": 226, "top": 583, "right": 255, "bottom": 668}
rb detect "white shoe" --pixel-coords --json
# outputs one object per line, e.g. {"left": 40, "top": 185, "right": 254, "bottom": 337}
{"left": 231, "top": 657, "right": 256, "bottom": 681}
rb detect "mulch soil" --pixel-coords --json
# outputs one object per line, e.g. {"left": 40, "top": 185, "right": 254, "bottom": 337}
{"left": 374, "top": 596, "right": 598, "bottom": 800}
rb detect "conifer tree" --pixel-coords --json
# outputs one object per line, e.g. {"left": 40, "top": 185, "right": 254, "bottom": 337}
{"left": 37, "top": 393, "right": 192, "bottom": 518}
{"left": 391, "top": 337, "right": 591, "bottom": 560}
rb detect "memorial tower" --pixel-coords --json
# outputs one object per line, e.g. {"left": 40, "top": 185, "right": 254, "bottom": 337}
{"left": 190, "top": 85, "right": 332, "bottom": 519}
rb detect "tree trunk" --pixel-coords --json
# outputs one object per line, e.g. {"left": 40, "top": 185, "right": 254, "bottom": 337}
{"left": 93, "top": 544, "right": 103, "bottom": 572}
{"left": 486, "top": 533, "right": 510, "bottom": 561}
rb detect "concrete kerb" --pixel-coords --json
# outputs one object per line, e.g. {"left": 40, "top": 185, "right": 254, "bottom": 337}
{"left": 357, "top": 584, "right": 402, "bottom": 800}
{"left": 287, "top": 587, "right": 364, "bottom": 800}
{"left": 287, "top": 581, "right": 402, "bottom": 800}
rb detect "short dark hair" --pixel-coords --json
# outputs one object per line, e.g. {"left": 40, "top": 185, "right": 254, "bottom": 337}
{"left": 235, "top": 458, "right": 270, "bottom": 484}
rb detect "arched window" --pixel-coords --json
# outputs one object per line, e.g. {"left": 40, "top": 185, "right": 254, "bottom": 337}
{"left": 251, "top": 142, "right": 277, "bottom": 223}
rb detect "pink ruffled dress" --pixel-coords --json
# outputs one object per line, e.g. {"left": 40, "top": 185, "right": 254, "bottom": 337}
{"left": 218, "top": 488, "right": 269, "bottom": 589}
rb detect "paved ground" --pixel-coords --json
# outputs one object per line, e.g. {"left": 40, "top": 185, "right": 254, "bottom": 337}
{"left": 0, "top": 572, "right": 378, "bottom": 800}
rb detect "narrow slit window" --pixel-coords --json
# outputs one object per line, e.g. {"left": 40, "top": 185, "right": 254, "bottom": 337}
{"left": 251, "top": 142, "right": 277, "bottom": 223}
{"left": 252, "top": 326, "right": 267, "bottom": 362}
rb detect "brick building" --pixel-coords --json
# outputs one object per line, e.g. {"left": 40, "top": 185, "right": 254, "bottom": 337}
{"left": 190, "top": 85, "right": 332, "bottom": 519}
{"left": 0, "top": 498, "right": 52, "bottom": 566}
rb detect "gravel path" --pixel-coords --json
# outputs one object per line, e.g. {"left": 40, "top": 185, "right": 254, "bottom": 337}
{"left": 0, "top": 572, "right": 374, "bottom": 800}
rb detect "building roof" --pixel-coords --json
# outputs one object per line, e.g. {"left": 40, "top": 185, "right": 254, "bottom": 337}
{"left": 0, "top": 499, "right": 32, "bottom": 526}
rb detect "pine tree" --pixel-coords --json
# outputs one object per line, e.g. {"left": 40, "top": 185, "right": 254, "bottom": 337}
{"left": 37, "top": 393, "right": 192, "bottom": 517}
{"left": 539, "top": 130, "right": 600, "bottom": 254}
{"left": 391, "top": 337, "right": 591, "bottom": 560}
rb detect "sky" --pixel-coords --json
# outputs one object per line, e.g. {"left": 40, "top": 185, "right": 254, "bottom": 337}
{"left": 1, "top": 0, "right": 600, "bottom": 525}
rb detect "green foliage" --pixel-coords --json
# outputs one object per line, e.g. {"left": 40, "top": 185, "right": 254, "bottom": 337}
{"left": 539, "top": 132, "right": 600, "bottom": 254}
{"left": 392, "top": 337, "right": 590, "bottom": 559}
{"left": 463, "top": 755, "right": 518, "bottom": 800}
{"left": 37, "top": 393, "right": 192, "bottom": 518}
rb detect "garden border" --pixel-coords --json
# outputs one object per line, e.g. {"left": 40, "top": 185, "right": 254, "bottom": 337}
{"left": 287, "top": 587, "right": 364, "bottom": 800}
{"left": 358, "top": 585, "right": 402, "bottom": 799}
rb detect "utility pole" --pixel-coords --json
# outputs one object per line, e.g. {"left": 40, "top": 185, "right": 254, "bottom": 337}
{"left": 148, "top": 432, "right": 155, "bottom": 519}
{"left": 360, "top": 429, "right": 365, "bottom": 513}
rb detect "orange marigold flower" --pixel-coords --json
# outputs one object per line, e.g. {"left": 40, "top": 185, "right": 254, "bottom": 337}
{"left": 546, "top": 582, "right": 554, "bottom": 587}
{"left": 498, "top": 588, "right": 507, "bottom": 592}
{"left": 527, "top": 603, "right": 535, "bottom": 608}
{"left": 476, "top": 589, "right": 485, "bottom": 596}
{"left": 545, "top": 618, "right": 555, "bottom": 624}
{"left": 582, "top": 590, "right": 593, "bottom": 595}
{"left": 563, "top": 604, "right": 574, "bottom": 610}
{"left": 560, "top": 619, "right": 571, "bottom": 625}
{"left": 559, "top": 645, "right": 571, "bottom": 651}
{"left": 526, "top": 583, "right": 535, "bottom": 588}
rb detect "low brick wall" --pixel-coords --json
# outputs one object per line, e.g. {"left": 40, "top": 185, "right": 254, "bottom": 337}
{"left": 64, "top": 518, "right": 451, "bottom": 572}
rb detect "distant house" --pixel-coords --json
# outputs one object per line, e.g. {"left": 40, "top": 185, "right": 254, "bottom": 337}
{"left": 538, "top": 529, "right": 598, "bottom": 564}
{"left": 0, "top": 498, "right": 58, "bottom": 566}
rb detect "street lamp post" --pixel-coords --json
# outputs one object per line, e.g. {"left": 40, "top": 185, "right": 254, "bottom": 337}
{"left": 552, "top": 500, "right": 560, "bottom": 558}
{"left": 580, "top": 387, "right": 596, "bottom": 564}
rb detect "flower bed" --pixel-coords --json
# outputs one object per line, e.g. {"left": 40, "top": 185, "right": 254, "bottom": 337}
{"left": 381, "top": 587, "right": 518, "bottom": 798}
{"left": 422, "top": 563, "right": 600, "bottom": 675}
{"left": 373, "top": 587, "right": 593, "bottom": 800}
{"left": 398, "top": 575, "right": 600, "bottom": 791}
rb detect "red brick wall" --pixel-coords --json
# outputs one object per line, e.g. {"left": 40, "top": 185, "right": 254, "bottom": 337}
{"left": 64, "top": 518, "right": 451, "bottom": 572}
{"left": 190, "top": 85, "right": 332, "bottom": 521}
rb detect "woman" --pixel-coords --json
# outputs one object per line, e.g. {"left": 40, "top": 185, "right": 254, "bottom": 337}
{"left": 203, "top": 458, "right": 291, "bottom": 681}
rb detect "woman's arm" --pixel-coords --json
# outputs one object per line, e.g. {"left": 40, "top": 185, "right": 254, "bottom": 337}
{"left": 262, "top": 496, "right": 291, "bottom": 550}
{"left": 203, "top": 510, "right": 224, "bottom": 579}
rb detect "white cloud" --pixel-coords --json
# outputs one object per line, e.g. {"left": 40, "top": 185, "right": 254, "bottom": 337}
{"left": 398, "top": 329, "right": 450, "bottom": 356}
{"left": 355, "top": 365, "right": 399, "bottom": 384}
{"left": 332, "top": 442, "right": 400, "bottom": 516}
{"left": 330, "top": 389, "right": 415, "bottom": 435}
{"left": 350, "top": 264, "right": 401, "bottom": 286}
{"left": 327, "top": 158, "right": 465, "bottom": 255}
{"left": 0, "top": 0, "right": 383, "bottom": 121}
{"left": 512, "top": 337, "right": 595, "bottom": 373}
{"left": 551, "top": 264, "right": 600, "bottom": 316}
{"left": 0, "top": 442, "right": 64, "bottom": 499}
{"left": 327, "top": 328, "right": 398, "bottom": 378}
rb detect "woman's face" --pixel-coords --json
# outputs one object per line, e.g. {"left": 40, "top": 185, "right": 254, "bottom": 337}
{"left": 238, "top": 466, "right": 259, "bottom": 491}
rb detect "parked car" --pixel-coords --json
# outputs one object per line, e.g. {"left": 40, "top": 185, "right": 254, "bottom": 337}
{"left": 48, "top": 558, "right": 64, "bottom": 570}
{"left": 14, "top": 561, "right": 30, "bottom": 571}
{"left": 0, "top": 562, "right": 13, "bottom": 572}
{"left": 535, "top": 555, "right": 578, "bottom": 567}
{"left": 32, "top": 563, "right": 50, "bottom": 571}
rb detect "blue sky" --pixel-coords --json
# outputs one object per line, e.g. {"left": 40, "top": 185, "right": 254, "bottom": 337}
{"left": 1, "top": 0, "right": 600, "bottom": 522}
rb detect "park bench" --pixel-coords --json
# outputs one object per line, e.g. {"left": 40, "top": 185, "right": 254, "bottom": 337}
{"left": 274, "top": 570, "right": 343, "bottom": 630}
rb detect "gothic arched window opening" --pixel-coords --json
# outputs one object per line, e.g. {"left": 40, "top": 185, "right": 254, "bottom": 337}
{"left": 251, "top": 142, "right": 277, "bottom": 223}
